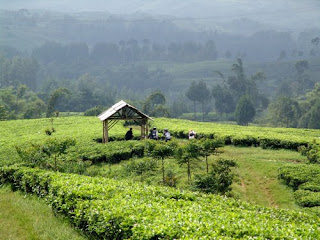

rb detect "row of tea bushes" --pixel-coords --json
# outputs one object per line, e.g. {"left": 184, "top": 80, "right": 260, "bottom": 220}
{"left": 279, "top": 164, "right": 320, "bottom": 210}
{"left": 65, "top": 141, "right": 145, "bottom": 163}
{"left": 168, "top": 130, "right": 308, "bottom": 150}
{"left": 1, "top": 166, "right": 320, "bottom": 239}
{"left": 154, "top": 118, "right": 318, "bottom": 150}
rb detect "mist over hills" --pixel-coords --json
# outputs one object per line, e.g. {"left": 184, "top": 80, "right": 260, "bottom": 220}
{"left": 1, "top": 0, "right": 319, "bottom": 34}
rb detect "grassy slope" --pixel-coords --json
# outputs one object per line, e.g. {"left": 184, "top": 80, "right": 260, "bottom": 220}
{"left": 224, "top": 146, "right": 305, "bottom": 209}
{"left": 0, "top": 186, "right": 85, "bottom": 240}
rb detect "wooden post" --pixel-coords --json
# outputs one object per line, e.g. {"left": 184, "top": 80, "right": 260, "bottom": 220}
{"left": 141, "top": 119, "right": 145, "bottom": 140}
{"left": 145, "top": 119, "right": 149, "bottom": 140}
{"left": 103, "top": 120, "right": 109, "bottom": 143}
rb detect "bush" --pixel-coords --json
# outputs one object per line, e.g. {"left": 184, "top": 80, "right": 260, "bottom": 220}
{"left": 124, "top": 158, "right": 158, "bottom": 176}
{"left": 84, "top": 106, "right": 105, "bottom": 116}
{"left": 1, "top": 166, "right": 320, "bottom": 239}
{"left": 194, "top": 159, "right": 237, "bottom": 194}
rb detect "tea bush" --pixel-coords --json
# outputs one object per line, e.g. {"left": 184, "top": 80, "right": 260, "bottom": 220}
{"left": 1, "top": 166, "right": 320, "bottom": 239}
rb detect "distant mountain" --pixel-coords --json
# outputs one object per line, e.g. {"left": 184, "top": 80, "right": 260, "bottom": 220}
{"left": 1, "top": 0, "right": 319, "bottom": 33}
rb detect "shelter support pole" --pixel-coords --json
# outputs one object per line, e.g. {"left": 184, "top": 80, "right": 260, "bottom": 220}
{"left": 145, "top": 120, "right": 148, "bottom": 140}
{"left": 141, "top": 118, "right": 147, "bottom": 140}
{"left": 103, "top": 120, "right": 109, "bottom": 143}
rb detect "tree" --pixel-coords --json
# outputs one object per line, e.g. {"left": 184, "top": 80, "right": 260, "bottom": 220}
{"left": 234, "top": 95, "right": 256, "bottom": 126}
{"left": 0, "top": 104, "right": 8, "bottom": 120}
{"left": 23, "top": 99, "right": 46, "bottom": 119}
{"left": 197, "top": 81, "right": 211, "bottom": 121}
{"left": 211, "top": 85, "right": 235, "bottom": 114}
{"left": 298, "top": 83, "right": 320, "bottom": 129}
{"left": 152, "top": 142, "right": 175, "bottom": 184}
{"left": 142, "top": 91, "right": 170, "bottom": 117}
{"left": 199, "top": 139, "right": 224, "bottom": 173}
{"left": 41, "top": 138, "right": 76, "bottom": 171}
{"left": 15, "top": 138, "right": 76, "bottom": 171}
{"left": 212, "top": 59, "right": 266, "bottom": 116}
{"left": 308, "top": 100, "right": 320, "bottom": 129}
{"left": 46, "top": 88, "right": 70, "bottom": 117}
{"left": 267, "top": 96, "right": 300, "bottom": 127}
{"left": 186, "top": 81, "right": 199, "bottom": 120}
{"left": 176, "top": 141, "right": 201, "bottom": 183}
{"left": 194, "top": 159, "right": 237, "bottom": 194}
{"left": 186, "top": 80, "right": 211, "bottom": 121}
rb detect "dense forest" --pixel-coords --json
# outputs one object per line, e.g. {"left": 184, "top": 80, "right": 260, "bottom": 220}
{"left": 0, "top": 8, "right": 320, "bottom": 128}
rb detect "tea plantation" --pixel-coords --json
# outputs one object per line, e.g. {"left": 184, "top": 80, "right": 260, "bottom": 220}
{"left": 1, "top": 116, "right": 320, "bottom": 239}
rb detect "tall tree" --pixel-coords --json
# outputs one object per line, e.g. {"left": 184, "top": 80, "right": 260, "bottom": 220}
{"left": 234, "top": 95, "right": 256, "bottom": 126}
{"left": 211, "top": 85, "right": 235, "bottom": 114}
{"left": 212, "top": 59, "right": 266, "bottom": 116}
{"left": 186, "top": 81, "right": 199, "bottom": 120}
{"left": 46, "top": 88, "right": 70, "bottom": 117}
{"left": 176, "top": 141, "right": 201, "bottom": 183}
{"left": 0, "top": 104, "right": 8, "bottom": 120}
{"left": 142, "top": 91, "right": 169, "bottom": 117}
{"left": 267, "top": 96, "right": 300, "bottom": 128}
{"left": 186, "top": 80, "right": 211, "bottom": 121}
{"left": 308, "top": 100, "right": 320, "bottom": 129}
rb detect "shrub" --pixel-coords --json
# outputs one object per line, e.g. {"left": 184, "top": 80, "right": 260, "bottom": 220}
{"left": 84, "top": 106, "right": 105, "bottom": 116}
{"left": 194, "top": 159, "right": 237, "bottom": 194}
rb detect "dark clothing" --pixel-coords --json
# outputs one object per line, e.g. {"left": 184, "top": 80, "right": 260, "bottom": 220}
{"left": 149, "top": 129, "right": 158, "bottom": 140}
{"left": 125, "top": 130, "right": 133, "bottom": 140}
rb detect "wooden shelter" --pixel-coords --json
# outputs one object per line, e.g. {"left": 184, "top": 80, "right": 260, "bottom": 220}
{"left": 97, "top": 100, "right": 152, "bottom": 143}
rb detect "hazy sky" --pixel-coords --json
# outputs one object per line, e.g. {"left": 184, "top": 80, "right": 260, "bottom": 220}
{"left": 1, "top": 0, "right": 319, "bottom": 15}
{"left": 1, "top": 0, "right": 319, "bottom": 32}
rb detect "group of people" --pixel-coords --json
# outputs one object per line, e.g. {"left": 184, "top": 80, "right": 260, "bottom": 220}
{"left": 148, "top": 127, "right": 171, "bottom": 142}
{"left": 125, "top": 127, "right": 197, "bottom": 141}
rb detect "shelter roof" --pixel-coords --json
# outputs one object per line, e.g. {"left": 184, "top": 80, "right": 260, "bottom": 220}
{"left": 98, "top": 100, "right": 152, "bottom": 121}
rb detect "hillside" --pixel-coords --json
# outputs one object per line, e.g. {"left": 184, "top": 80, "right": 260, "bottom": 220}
{"left": 1, "top": 116, "right": 320, "bottom": 238}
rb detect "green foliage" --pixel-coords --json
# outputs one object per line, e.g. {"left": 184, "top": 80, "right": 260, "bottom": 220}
{"left": 142, "top": 91, "right": 170, "bottom": 117}
{"left": 163, "top": 170, "right": 178, "bottom": 187}
{"left": 83, "top": 106, "right": 105, "bottom": 116}
{"left": 199, "top": 138, "right": 224, "bottom": 172}
{"left": 0, "top": 86, "right": 46, "bottom": 119}
{"left": 0, "top": 104, "right": 8, "bottom": 120}
{"left": 46, "top": 88, "right": 70, "bottom": 118}
{"left": 1, "top": 166, "right": 320, "bottom": 239}
{"left": 124, "top": 158, "right": 158, "bottom": 176}
{"left": 15, "top": 143, "right": 48, "bottom": 168}
{"left": 194, "top": 159, "right": 237, "bottom": 194}
{"left": 66, "top": 140, "right": 145, "bottom": 164}
{"left": 267, "top": 96, "right": 300, "bottom": 127}
{"left": 211, "top": 85, "right": 235, "bottom": 114}
{"left": 294, "top": 190, "right": 320, "bottom": 207}
{"left": 151, "top": 141, "right": 176, "bottom": 183}
{"left": 176, "top": 141, "right": 202, "bottom": 182}
{"left": 186, "top": 80, "right": 211, "bottom": 121}
{"left": 15, "top": 138, "right": 76, "bottom": 171}
{"left": 234, "top": 95, "right": 256, "bottom": 126}
{"left": 307, "top": 100, "right": 320, "bottom": 129}
{"left": 279, "top": 164, "right": 320, "bottom": 209}
{"left": 0, "top": 55, "right": 39, "bottom": 90}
